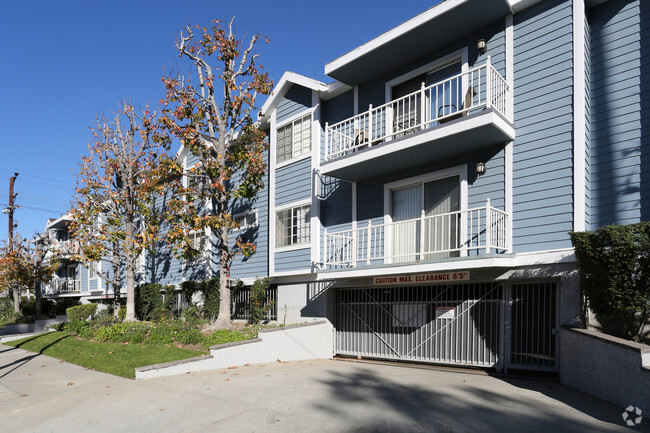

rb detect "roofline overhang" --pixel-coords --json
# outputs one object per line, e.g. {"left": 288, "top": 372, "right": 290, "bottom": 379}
{"left": 323, "top": 0, "right": 555, "bottom": 84}
{"left": 45, "top": 214, "right": 72, "bottom": 231}
{"left": 258, "top": 72, "right": 351, "bottom": 128}
{"left": 325, "top": 0, "right": 468, "bottom": 78}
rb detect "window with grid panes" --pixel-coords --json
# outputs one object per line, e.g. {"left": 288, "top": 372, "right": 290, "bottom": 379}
{"left": 276, "top": 114, "right": 311, "bottom": 163}
{"left": 275, "top": 204, "right": 310, "bottom": 247}
{"left": 188, "top": 231, "right": 206, "bottom": 258}
{"left": 233, "top": 210, "right": 258, "bottom": 231}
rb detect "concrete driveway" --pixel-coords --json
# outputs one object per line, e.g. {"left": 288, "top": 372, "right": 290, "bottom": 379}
{"left": 0, "top": 344, "right": 647, "bottom": 433}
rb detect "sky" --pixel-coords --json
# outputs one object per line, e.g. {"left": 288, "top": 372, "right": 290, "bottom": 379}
{"left": 0, "top": 0, "right": 440, "bottom": 239}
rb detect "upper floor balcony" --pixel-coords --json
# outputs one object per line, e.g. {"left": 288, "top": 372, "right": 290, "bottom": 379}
{"left": 322, "top": 58, "right": 514, "bottom": 181}
{"left": 44, "top": 277, "right": 80, "bottom": 296}
{"left": 323, "top": 199, "right": 510, "bottom": 270}
{"left": 53, "top": 239, "right": 81, "bottom": 257}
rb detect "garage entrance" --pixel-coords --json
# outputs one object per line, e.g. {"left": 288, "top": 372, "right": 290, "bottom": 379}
{"left": 334, "top": 281, "right": 558, "bottom": 371}
{"left": 335, "top": 282, "right": 503, "bottom": 368}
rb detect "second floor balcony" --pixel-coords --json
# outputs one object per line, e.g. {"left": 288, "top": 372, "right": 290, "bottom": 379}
{"left": 323, "top": 199, "right": 510, "bottom": 270}
{"left": 322, "top": 58, "right": 515, "bottom": 181}
{"left": 44, "top": 277, "right": 80, "bottom": 295}
{"left": 54, "top": 239, "right": 81, "bottom": 257}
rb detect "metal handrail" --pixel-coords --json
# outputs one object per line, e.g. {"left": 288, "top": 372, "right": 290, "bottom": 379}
{"left": 325, "top": 57, "right": 510, "bottom": 161}
{"left": 324, "top": 199, "right": 510, "bottom": 268}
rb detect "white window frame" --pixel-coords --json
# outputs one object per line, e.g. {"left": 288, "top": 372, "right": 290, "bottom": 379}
{"left": 385, "top": 47, "right": 469, "bottom": 103}
{"left": 88, "top": 261, "right": 101, "bottom": 281}
{"left": 383, "top": 165, "right": 468, "bottom": 261}
{"left": 274, "top": 199, "right": 311, "bottom": 251}
{"left": 187, "top": 229, "right": 208, "bottom": 261}
{"left": 275, "top": 111, "right": 314, "bottom": 168}
{"left": 232, "top": 209, "right": 258, "bottom": 232}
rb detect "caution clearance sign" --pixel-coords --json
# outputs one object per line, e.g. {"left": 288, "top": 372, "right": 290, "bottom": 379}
{"left": 373, "top": 271, "right": 470, "bottom": 286}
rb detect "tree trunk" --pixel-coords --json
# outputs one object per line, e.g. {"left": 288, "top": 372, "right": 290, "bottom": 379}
{"left": 13, "top": 287, "right": 20, "bottom": 313}
{"left": 112, "top": 245, "right": 121, "bottom": 318}
{"left": 123, "top": 220, "right": 137, "bottom": 322}
{"left": 211, "top": 227, "right": 231, "bottom": 329}
{"left": 124, "top": 263, "right": 136, "bottom": 321}
{"left": 35, "top": 284, "right": 42, "bottom": 316}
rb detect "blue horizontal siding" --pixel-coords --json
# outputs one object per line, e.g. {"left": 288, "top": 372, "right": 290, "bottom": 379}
{"left": 588, "top": 0, "right": 648, "bottom": 228}
{"left": 277, "top": 85, "right": 312, "bottom": 123}
{"left": 512, "top": 0, "right": 574, "bottom": 253}
{"left": 275, "top": 157, "right": 311, "bottom": 207}
{"left": 229, "top": 155, "right": 270, "bottom": 279}
{"left": 275, "top": 248, "right": 311, "bottom": 272}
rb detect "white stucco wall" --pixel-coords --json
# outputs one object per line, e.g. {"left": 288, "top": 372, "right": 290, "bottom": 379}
{"left": 136, "top": 320, "right": 334, "bottom": 379}
{"left": 560, "top": 328, "right": 650, "bottom": 415}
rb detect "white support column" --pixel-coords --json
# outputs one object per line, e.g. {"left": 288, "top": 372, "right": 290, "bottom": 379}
{"left": 269, "top": 111, "right": 277, "bottom": 276}
{"left": 366, "top": 221, "right": 372, "bottom": 266}
{"left": 419, "top": 210, "right": 425, "bottom": 261}
{"left": 352, "top": 181, "right": 357, "bottom": 267}
{"left": 485, "top": 199, "right": 492, "bottom": 254}
{"left": 486, "top": 56, "right": 492, "bottom": 110}
{"left": 420, "top": 82, "right": 426, "bottom": 130}
{"left": 573, "top": 0, "right": 587, "bottom": 232}
{"left": 505, "top": 14, "right": 514, "bottom": 122}
{"left": 311, "top": 89, "right": 322, "bottom": 272}
{"left": 367, "top": 105, "right": 373, "bottom": 144}
{"left": 505, "top": 13, "right": 514, "bottom": 251}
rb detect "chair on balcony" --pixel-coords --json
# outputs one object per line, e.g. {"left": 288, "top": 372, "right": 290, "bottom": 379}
{"left": 438, "top": 86, "right": 476, "bottom": 124}
{"left": 354, "top": 129, "right": 369, "bottom": 150}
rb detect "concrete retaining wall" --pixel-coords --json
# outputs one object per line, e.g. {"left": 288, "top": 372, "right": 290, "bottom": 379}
{"left": 0, "top": 315, "right": 68, "bottom": 336}
{"left": 560, "top": 327, "right": 650, "bottom": 414}
{"left": 136, "top": 320, "right": 334, "bottom": 379}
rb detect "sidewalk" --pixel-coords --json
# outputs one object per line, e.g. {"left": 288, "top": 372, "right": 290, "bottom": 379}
{"left": 1, "top": 344, "right": 647, "bottom": 432}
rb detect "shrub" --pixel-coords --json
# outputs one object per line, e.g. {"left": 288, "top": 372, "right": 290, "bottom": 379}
{"left": 148, "top": 324, "right": 176, "bottom": 345}
{"left": 135, "top": 283, "right": 165, "bottom": 321}
{"left": 135, "top": 283, "right": 177, "bottom": 321}
{"left": 174, "top": 328, "right": 203, "bottom": 345}
{"left": 202, "top": 278, "right": 221, "bottom": 320}
{"left": 64, "top": 319, "right": 91, "bottom": 335}
{"left": 66, "top": 304, "right": 98, "bottom": 321}
{"left": 0, "top": 297, "right": 13, "bottom": 320}
{"left": 249, "top": 278, "right": 273, "bottom": 324}
{"left": 53, "top": 298, "right": 80, "bottom": 316}
{"left": 570, "top": 222, "right": 650, "bottom": 341}
{"left": 180, "top": 305, "right": 207, "bottom": 327}
{"left": 98, "top": 322, "right": 151, "bottom": 343}
{"left": 202, "top": 329, "right": 248, "bottom": 349}
{"left": 93, "top": 326, "right": 111, "bottom": 342}
{"left": 181, "top": 278, "right": 220, "bottom": 320}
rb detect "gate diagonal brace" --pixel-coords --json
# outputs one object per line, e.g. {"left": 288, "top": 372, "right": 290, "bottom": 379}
{"left": 404, "top": 282, "right": 501, "bottom": 358}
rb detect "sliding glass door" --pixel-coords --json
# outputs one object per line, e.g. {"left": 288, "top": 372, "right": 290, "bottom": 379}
{"left": 391, "top": 175, "right": 460, "bottom": 262}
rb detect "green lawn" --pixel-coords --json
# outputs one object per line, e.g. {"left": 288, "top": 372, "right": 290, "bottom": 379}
{"left": 4, "top": 331, "right": 208, "bottom": 379}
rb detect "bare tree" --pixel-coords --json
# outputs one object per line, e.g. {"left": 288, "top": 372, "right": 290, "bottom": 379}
{"left": 71, "top": 103, "right": 173, "bottom": 321}
{"left": 160, "top": 19, "right": 272, "bottom": 328}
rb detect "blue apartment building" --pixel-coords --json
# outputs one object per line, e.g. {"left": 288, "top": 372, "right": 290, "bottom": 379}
{"left": 43, "top": 0, "right": 648, "bottom": 373}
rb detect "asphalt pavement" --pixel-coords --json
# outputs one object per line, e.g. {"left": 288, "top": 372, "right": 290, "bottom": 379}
{"left": 0, "top": 344, "right": 647, "bottom": 433}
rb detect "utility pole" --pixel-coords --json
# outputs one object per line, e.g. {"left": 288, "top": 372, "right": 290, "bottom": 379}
{"left": 5, "top": 173, "right": 19, "bottom": 311}
{"left": 8, "top": 173, "right": 18, "bottom": 245}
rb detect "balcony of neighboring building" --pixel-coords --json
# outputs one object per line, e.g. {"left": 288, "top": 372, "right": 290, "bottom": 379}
{"left": 323, "top": 198, "right": 510, "bottom": 271}
{"left": 44, "top": 277, "right": 81, "bottom": 296}
{"left": 52, "top": 239, "right": 81, "bottom": 258}
{"left": 321, "top": 58, "right": 514, "bottom": 182}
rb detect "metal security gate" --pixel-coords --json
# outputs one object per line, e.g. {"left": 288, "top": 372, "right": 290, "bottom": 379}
{"left": 335, "top": 283, "right": 503, "bottom": 367}
{"left": 508, "top": 282, "right": 558, "bottom": 371}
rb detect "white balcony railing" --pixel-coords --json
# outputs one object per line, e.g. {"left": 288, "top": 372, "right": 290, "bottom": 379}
{"left": 325, "top": 56, "right": 509, "bottom": 161}
{"left": 45, "top": 278, "right": 81, "bottom": 295}
{"left": 55, "top": 239, "right": 81, "bottom": 256}
{"left": 324, "top": 199, "right": 510, "bottom": 268}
